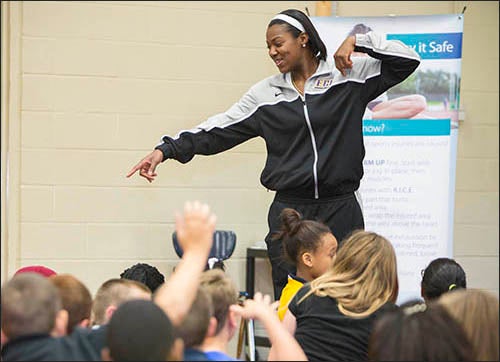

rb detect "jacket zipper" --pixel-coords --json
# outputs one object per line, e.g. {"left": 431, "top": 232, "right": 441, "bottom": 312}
{"left": 301, "top": 96, "right": 319, "bottom": 199}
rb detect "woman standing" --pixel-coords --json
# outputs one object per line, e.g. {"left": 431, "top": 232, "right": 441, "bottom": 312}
{"left": 127, "top": 9, "right": 420, "bottom": 299}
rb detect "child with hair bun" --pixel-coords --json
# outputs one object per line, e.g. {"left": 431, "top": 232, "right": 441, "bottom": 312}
{"left": 274, "top": 208, "right": 338, "bottom": 320}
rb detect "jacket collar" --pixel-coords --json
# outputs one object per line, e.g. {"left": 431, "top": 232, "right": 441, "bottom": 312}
{"left": 269, "top": 59, "right": 334, "bottom": 88}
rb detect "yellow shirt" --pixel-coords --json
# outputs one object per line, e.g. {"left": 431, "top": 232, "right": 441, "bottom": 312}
{"left": 277, "top": 274, "right": 305, "bottom": 321}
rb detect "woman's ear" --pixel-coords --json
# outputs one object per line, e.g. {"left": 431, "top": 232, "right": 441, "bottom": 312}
{"left": 300, "top": 32, "right": 310, "bottom": 47}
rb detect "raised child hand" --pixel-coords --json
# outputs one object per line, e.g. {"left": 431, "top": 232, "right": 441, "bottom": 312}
{"left": 230, "top": 292, "right": 279, "bottom": 321}
{"left": 175, "top": 201, "right": 216, "bottom": 258}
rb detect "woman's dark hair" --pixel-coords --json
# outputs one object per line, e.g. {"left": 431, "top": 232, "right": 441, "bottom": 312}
{"left": 368, "top": 300, "right": 474, "bottom": 361}
{"left": 120, "top": 263, "right": 165, "bottom": 293}
{"left": 421, "top": 258, "right": 466, "bottom": 301}
{"left": 273, "top": 208, "right": 331, "bottom": 265}
{"left": 268, "top": 9, "right": 327, "bottom": 61}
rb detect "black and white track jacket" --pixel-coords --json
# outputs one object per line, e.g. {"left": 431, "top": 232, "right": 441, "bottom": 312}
{"left": 156, "top": 32, "right": 420, "bottom": 199}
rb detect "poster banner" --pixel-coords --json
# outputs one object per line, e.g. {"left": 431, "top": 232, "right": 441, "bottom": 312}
{"left": 312, "top": 15, "right": 463, "bottom": 303}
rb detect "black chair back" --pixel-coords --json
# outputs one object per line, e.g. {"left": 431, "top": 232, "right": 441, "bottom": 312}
{"left": 172, "top": 230, "right": 237, "bottom": 262}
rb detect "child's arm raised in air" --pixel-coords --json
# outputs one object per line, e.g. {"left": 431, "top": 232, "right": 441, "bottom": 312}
{"left": 154, "top": 201, "right": 216, "bottom": 325}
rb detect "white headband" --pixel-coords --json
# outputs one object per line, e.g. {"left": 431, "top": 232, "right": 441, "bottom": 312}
{"left": 271, "top": 14, "right": 305, "bottom": 33}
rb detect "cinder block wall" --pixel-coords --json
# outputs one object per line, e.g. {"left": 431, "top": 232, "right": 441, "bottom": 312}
{"left": 3, "top": 1, "right": 322, "bottom": 298}
{"left": 1, "top": 1, "right": 498, "bottom": 301}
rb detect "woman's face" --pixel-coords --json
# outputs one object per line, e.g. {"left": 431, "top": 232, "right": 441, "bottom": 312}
{"left": 266, "top": 24, "right": 305, "bottom": 73}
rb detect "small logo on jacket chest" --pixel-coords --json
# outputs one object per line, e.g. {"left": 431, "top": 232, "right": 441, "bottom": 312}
{"left": 314, "top": 78, "right": 334, "bottom": 89}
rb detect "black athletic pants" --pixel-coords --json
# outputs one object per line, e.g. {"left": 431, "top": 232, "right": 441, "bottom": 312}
{"left": 264, "top": 192, "right": 365, "bottom": 300}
